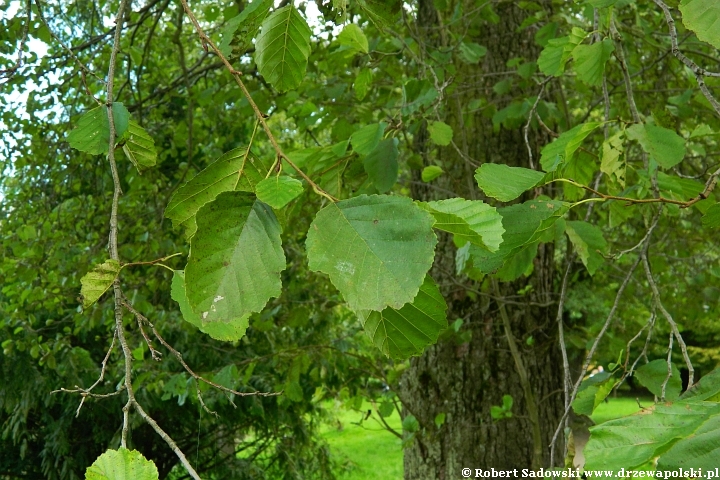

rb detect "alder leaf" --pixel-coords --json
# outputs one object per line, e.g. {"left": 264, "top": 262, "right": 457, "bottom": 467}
{"left": 255, "top": 5, "right": 311, "bottom": 92}
{"left": 540, "top": 122, "right": 601, "bottom": 172}
{"left": 679, "top": 0, "right": 720, "bottom": 50}
{"left": 306, "top": 195, "right": 437, "bottom": 311}
{"left": 218, "top": 0, "right": 273, "bottom": 58}
{"left": 702, "top": 203, "right": 720, "bottom": 228}
{"left": 601, "top": 130, "right": 626, "bottom": 188}
{"left": 171, "top": 270, "right": 250, "bottom": 342}
{"left": 67, "top": 103, "right": 129, "bottom": 155}
{"left": 565, "top": 220, "right": 607, "bottom": 275}
{"left": 255, "top": 175, "right": 304, "bottom": 209}
{"left": 185, "top": 192, "right": 285, "bottom": 324}
{"left": 634, "top": 359, "right": 682, "bottom": 401}
{"left": 86, "top": 448, "right": 158, "bottom": 480}
{"left": 626, "top": 123, "right": 686, "bottom": 169}
{"left": 572, "top": 39, "right": 614, "bottom": 86}
{"left": 458, "top": 42, "right": 487, "bottom": 64}
{"left": 164, "top": 147, "right": 272, "bottom": 238}
{"left": 537, "top": 28, "right": 586, "bottom": 76}
{"left": 355, "top": 0, "right": 401, "bottom": 29}
{"left": 421, "top": 165, "right": 444, "bottom": 182}
{"left": 475, "top": 164, "right": 545, "bottom": 202}
{"left": 121, "top": 120, "right": 157, "bottom": 170}
{"left": 363, "top": 138, "right": 399, "bottom": 193}
{"left": 80, "top": 260, "right": 121, "bottom": 309}
{"left": 357, "top": 276, "right": 447, "bottom": 360}
{"left": 428, "top": 121, "right": 453, "bottom": 146}
{"left": 350, "top": 122, "right": 386, "bottom": 155}
{"left": 354, "top": 68, "right": 373, "bottom": 100}
{"left": 419, "top": 198, "right": 505, "bottom": 252}
{"left": 336, "top": 24, "right": 369, "bottom": 54}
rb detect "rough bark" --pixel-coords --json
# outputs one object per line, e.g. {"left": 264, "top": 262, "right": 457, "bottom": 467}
{"left": 400, "top": 1, "right": 565, "bottom": 477}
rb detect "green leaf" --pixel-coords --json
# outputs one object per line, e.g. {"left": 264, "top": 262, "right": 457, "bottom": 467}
{"left": 540, "top": 122, "right": 601, "bottom": 172}
{"left": 185, "top": 192, "right": 285, "bottom": 323}
{"left": 421, "top": 165, "right": 444, "bottom": 182}
{"left": 458, "top": 42, "right": 487, "bottom": 64}
{"left": 635, "top": 359, "right": 682, "bottom": 401}
{"left": 572, "top": 39, "right": 614, "bottom": 86}
{"left": 428, "top": 121, "right": 453, "bottom": 146}
{"left": 682, "top": 367, "right": 720, "bottom": 401}
{"left": 434, "top": 412, "right": 446, "bottom": 428}
{"left": 626, "top": 123, "right": 686, "bottom": 169}
{"left": 565, "top": 221, "right": 607, "bottom": 275}
{"left": 474, "top": 164, "right": 545, "bottom": 202}
{"left": 584, "top": 401, "right": 720, "bottom": 470}
{"left": 306, "top": 195, "right": 437, "bottom": 311}
{"left": 255, "top": 175, "right": 304, "bottom": 209}
{"left": 68, "top": 103, "right": 130, "bottom": 155}
{"left": 354, "top": 68, "right": 373, "bottom": 100}
{"left": 351, "top": 122, "right": 386, "bottom": 156}
{"left": 357, "top": 276, "right": 447, "bottom": 360}
{"left": 600, "top": 130, "right": 626, "bottom": 188}
{"left": 171, "top": 270, "right": 250, "bottom": 342}
{"left": 466, "top": 200, "right": 568, "bottom": 276}
{"left": 363, "top": 138, "right": 399, "bottom": 193}
{"left": 164, "top": 147, "right": 271, "bottom": 238}
{"left": 121, "top": 120, "right": 157, "bottom": 170}
{"left": 379, "top": 401, "right": 394, "bottom": 417}
{"left": 80, "top": 260, "right": 121, "bottom": 309}
{"left": 572, "top": 372, "right": 615, "bottom": 416}
{"left": 255, "top": 5, "right": 311, "bottom": 92}
{"left": 702, "top": 203, "right": 720, "bottom": 228}
{"left": 679, "top": 0, "right": 720, "bottom": 50}
{"left": 537, "top": 28, "right": 586, "bottom": 76}
{"left": 402, "top": 414, "right": 419, "bottom": 433}
{"left": 419, "top": 198, "right": 505, "bottom": 252}
{"left": 218, "top": 0, "right": 273, "bottom": 58}
{"left": 585, "top": 0, "right": 620, "bottom": 7}
{"left": 85, "top": 448, "right": 158, "bottom": 480}
{"left": 336, "top": 24, "right": 369, "bottom": 54}
{"left": 355, "top": 0, "right": 401, "bottom": 29}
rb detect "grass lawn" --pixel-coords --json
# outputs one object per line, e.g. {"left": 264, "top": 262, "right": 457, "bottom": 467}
{"left": 320, "top": 402, "right": 403, "bottom": 479}
{"left": 320, "top": 396, "right": 654, "bottom": 479}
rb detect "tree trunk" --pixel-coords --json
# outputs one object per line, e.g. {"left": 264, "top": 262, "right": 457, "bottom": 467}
{"left": 400, "top": 1, "right": 565, "bottom": 477}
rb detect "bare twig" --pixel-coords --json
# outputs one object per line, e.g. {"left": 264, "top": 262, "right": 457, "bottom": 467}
{"left": 653, "top": 0, "right": 720, "bottom": 117}
{"left": 524, "top": 78, "right": 551, "bottom": 170}
{"left": 122, "top": 300, "right": 281, "bottom": 399}
{"left": 660, "top": 331, "right": 674, "bottom": 401}
{"left": 641, "top": 253, "right": 694, "bottom": 387}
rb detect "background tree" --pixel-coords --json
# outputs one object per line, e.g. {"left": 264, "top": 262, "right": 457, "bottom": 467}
{"left": 2, "top": 0, "right": 720, "bottom": 478}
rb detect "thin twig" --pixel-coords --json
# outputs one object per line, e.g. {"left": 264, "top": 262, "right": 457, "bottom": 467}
{"left": 524, "top": 78, "right": 550, "bottom": 170}
{"left": 641, "top": 253, "right": 694, "bottom": 387}
{"left": 660, "top": 331, "right": 674, "bottom": 401}
{"left": 122, "top": 300, "right": 281, "bottom": 399}
{"left": 179, "top": 0, "right": 337, "bottom": 203}
{"left": 0, "top": 0, "right": 31, "bottom": 82}
{"left": 653, "top": 0, "right": 720, "bottom": 117}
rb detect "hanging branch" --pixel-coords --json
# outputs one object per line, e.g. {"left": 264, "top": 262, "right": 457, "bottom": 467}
{"left": 178, "top": 0, "right": 337, "bottom": 203}
{"left": 653, "top": 0, "right": 720, "bottom": 117}
{"left": 103, "top": 1, "right": 201, "bottom": 477}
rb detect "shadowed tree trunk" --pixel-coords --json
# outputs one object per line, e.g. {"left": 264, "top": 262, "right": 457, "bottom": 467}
{"left": 400, "top": 1, "right": 565, "bottom": 477}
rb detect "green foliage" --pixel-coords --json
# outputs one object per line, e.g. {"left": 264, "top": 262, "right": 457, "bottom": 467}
{"left": 634, "top": 359, "right": 682, "bottom": 401}
{"left": 702, "top": 203, "right": 720, "bottom": 228}
{"left": 572, "top": 372, "right": 616, "bottom": 416}
{"left": 540, "top": 122, "right": 601, "bottom": 172}
{"left": 427, "top": 121, "right": 453, "bottom": 146}
{"left": 218, "top": 0, "right": 273, "bottom": 58}
{"left": 85, "top": 448, "right": 158, "bottom": 480}
{"left": 255, "top": 175, "right": 304, "bottom": 209}
{"left": 185, "top": 192, "right": 285, "bottom": 326}
{"left": 363, "top": 138, "right": 399, "bottom": 193}
{"left": 420, "top": 198, "right": 504, "bottom": 252}
{"left": 490, "top": 395, "right": 513, "bottom": 420}
{"left": 80, "top": 260, "right": 121, "bottom": 309}
{"left": 626, "top": 123, "right": 686, "bottom": 169}
{"left": 306, "top": 195, "right": 437, "bottom": 311}
{"left": 120, "top": 120, "right": 157, "bottom": 171}
{"left": 421, "top": 165, "right": 443, "bottom": 182}
{"left": 67, "top": 103, "right": 129, "bottom": 155}
{"left": 474, "top": 164, "right": 545, "bottom": 202}
{"left": 357, "top": 276, "right": 447, "bottom": 360}
{"left": 336, "top": 24, "right": 369, "bottom": 55}
{"left": 255, "top": 5, "right": 312, "bottom": 92}
{"left": 572, "top": 39, "right": 614, "bottom": 86}
{"left": 164, "top": 147, "right": 271, "bottom": 238}
{"left": 565, "top": 221, "right": 608, "bottom": 275}
{"left": 679, "top": 0, "right": 720, "bottom": 49}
